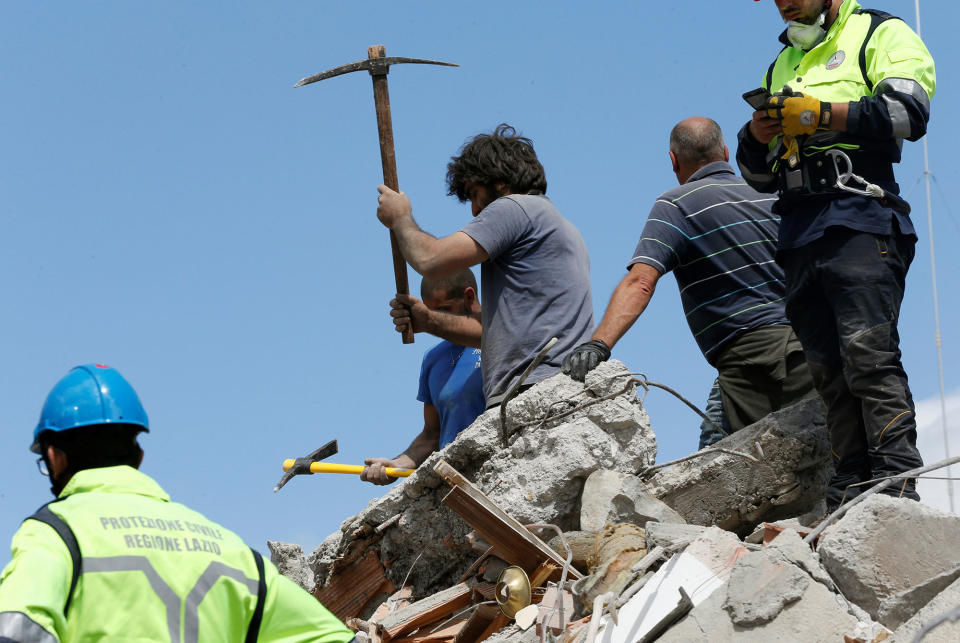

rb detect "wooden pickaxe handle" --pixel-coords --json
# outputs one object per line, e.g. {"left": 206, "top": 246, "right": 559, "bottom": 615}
{"left": 369, "top": 45, "right": 415, "bottom": 345}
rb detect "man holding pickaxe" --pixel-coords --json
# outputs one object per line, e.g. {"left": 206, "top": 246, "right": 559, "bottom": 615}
{"left": 361, "top": 269, "right": 485, "bottom": 485}
{"left": 377, "top": 124, "right": 595, "bottom": 408}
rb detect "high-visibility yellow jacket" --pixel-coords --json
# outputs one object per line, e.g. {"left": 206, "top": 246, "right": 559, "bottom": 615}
{"left": 0, "top": 466, "right": 354, "bottom": 643}
{"left": 736, "top": 0, "right": 936, "bottom": 248}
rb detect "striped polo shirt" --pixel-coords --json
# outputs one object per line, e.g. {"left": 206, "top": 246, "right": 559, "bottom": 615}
{"left": 628, "top": 161, "right": 788, "bottom": 364}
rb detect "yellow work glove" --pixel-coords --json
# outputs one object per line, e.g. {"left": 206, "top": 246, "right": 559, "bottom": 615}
{"left": 766, "top": 89, "right": 832, "bottom": 137}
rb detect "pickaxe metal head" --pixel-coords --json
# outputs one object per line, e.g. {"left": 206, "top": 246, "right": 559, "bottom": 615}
{"left": 294, "top": 47, "right": 457, "bottom": 88}
{"left": 273, "top": 439, "right": 338, "bottom": 492}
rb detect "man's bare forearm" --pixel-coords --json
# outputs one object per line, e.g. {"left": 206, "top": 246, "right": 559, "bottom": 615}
{"left": 424, "top": 310, "right": 482, "bottom": 348}
{"left": 593, "top": 264, "right": 660, "bottom": 349}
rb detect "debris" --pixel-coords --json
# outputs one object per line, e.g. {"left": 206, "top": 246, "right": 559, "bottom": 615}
{"left": 817, "top": 494, "right": 960, "bottom": 622}
{"left": 893, "top": 575, "right": 960, "bottom": 643}
{"left": 579, "top": 469, "right": 685, "bottom": 531}
{"left": 643, "top": 522, "right": 709, "bottom": 550}
{"left": 267, "top": 540, "right": 314, "bottom": 591}
{"left": 453, "top": 604, "right": 500, "bottom": 642}
{"left": 660, "top": 572, "right": 859, "bottom": 642}
{"left": 594, "top": 527, "right": 743, "bottom": 642}
{"left": 315, "top": 549, "right": 394, "bottom": 621}
{"left": 309, "top": 361, "right": 653, "bottom": 598}
{"left": 722, "top": 548, "right": 810, "bottom": 625}
{"left": 546, "top": 531, "right": 594, "bottom": 573}
{"left": 377, "top": 583, "right": 474, "bottom": 640}
{"left": 647, "top": 396, "right": 831, "bottom": 536}
{"left": 876, "top": 563, "right": 960, "bottom": 629}
{"left": 436, "top": 459, "right": 581, "bottom": 581}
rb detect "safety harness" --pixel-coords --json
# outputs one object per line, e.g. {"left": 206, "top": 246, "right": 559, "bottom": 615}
{"left": 763, "top": 9, "right": 910, "bottom": 213}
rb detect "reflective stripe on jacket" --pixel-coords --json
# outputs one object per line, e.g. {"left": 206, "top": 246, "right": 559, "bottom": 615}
{"left": 0, "top": 466, "right": 353, "bottom": 643}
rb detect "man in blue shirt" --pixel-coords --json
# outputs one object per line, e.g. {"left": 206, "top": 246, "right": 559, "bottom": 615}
{"left": 361, "top": 269, "right": 484, "bottom": 485}
{"left": 564, "top": 117, "right": 814, "bottom": 447}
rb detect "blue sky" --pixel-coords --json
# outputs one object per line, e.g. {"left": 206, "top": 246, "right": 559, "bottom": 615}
{"left": 2, "top": 1, "right": 959, "bottom": 563}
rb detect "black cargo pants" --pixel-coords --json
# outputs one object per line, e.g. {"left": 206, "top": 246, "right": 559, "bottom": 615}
{"left": 779, "top": 226, "right": 923, "bottom": 506}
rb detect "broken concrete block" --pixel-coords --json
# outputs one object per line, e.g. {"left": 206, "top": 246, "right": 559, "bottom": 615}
{"left": 661, "top": 575, "right": 858, "bottom": 642}
{"left": 764, "top": 528, "right": 835, "bottom": 591}
{"left": 877, "top": 563, "right": 960, "bottom": 630}
{"left": 546, "top": 531, "right": 593, "bottom": 573}
{"left": 643, "top": 521, "right": 709, "bottom": 551}
{"left": 307, "top": 361, "right": 656, "bottom": 600}
{"left": 267, "top": 540, "right": 313, "bottom": 591}
{"left": 647, "top": 396, "right": 831, "bottom": 536}
{"left": 817, "top": 494, "right": 960, "bottom": 622}
{"left": 893, "top": 575, "right": 960, "bottom": 643}
{"left": 580, "top": 469, "right": 686, "bottom": 532}
{"left": 595, "top": 527, "right": 743, "bottom": 642}
{"left": 722, "top": 549, "right": 810, "bottom": 625}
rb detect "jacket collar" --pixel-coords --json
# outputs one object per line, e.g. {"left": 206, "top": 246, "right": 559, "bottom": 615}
{"left": 59, "top": 465, "right": 171, "bottom": 502}
{"left": 686, "top": 161, "right": 735, "bottom": 183}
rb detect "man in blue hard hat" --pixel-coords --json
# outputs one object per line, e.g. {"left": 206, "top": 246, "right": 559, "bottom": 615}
{"left": 0, "top": 363, "right": 354, "bottom": 642}
{"left": 362, "top": 270, "right": 485, "bottom": 485}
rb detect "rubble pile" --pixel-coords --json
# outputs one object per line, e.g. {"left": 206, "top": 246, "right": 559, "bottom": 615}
{"left": 270, "top": 364, "right": 960, "bottom": 642}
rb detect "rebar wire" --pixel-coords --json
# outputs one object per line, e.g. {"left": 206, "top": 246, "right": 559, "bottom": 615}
{"left": 510, "top": 369, "right": 725, "bottom": 439}
{"left": 804, "top": 455, "right": 960, "bottom": 544}
{"left": 638, "top": 446, "right": 762, "bottom": 478}
{"left": 397, "top": 552, "right": 422, "bottom": 600}
{"left": 526, "top": 524, "right": 574, "bottom": 643}
{"left": 844, "top": 474, "right": 960, "bottom": 489}
{"left": 500, "top": 337, "right": 559, "bottom": 447}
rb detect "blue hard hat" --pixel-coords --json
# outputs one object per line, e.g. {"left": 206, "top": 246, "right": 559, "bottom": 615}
{"left": 31, "top": 364, "right": 149, "bottom": 453}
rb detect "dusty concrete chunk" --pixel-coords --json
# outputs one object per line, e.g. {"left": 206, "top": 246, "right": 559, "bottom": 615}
{"left": 722, "top": 549, "right": 809, "bottom": 625}
{"left": 662, "top": 577, "right": 858, "bottom": 642}
{"left": 893, "top": 576, "right": 960, "bottom": 643}
{"left": 308, "top": 361, "right": 656, "bottom": 598}
{"left": 765, "top": 528, "right": 835, "bottom": 591}
{"left": 647, "top": 396, "right": 831, "bottom": 536}
{"left": 580, "top": 469, "right": 686, "bottom": 531}
{"left": 644, "top": 521, "right": 710, "bottom": 550}
{"left": 818, "top": 494, "right": 960, "bottom": 622}
{"left": 267, "top": 540, "right": 313, "bottom": 591}
{"left": 877, "top": 563, "right": 960, "bottom": 630}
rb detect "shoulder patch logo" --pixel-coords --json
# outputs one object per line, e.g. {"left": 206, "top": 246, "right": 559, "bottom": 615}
{"left": 826, "top": 50, "right": 846, "bottom": 70}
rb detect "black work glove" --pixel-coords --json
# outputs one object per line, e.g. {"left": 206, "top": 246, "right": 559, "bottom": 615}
{"left": 561, "top": 339, "right": 611, "bottom": 382}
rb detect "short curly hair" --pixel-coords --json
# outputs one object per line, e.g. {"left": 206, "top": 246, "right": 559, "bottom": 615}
{"left": 446, "top": 124, "right": 547, "bottom": 202}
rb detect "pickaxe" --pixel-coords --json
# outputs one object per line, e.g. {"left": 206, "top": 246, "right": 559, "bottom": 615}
{"left": 273, "top": 439, "right": 413, "bottom": 492}
{"left": 295, "top": 46, "right": 458, "bottom": 345}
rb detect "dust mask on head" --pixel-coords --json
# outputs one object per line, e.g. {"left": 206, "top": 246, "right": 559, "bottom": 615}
{"left": 786, "top": 11, "right": 827, "bottom": 50}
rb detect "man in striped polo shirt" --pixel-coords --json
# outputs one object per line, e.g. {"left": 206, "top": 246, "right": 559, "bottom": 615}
{"left": 563, "top": 117, "right": 814, "bottom": 447}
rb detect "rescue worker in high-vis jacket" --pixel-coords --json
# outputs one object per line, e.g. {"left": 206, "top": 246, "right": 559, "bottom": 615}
{"left": 736, "top": 0, "right": 935, "bottom": 508}
{"left": 0, "top": 364, "right": 355, "bottom": 643}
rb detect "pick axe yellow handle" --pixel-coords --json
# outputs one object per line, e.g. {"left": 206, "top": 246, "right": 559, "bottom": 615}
{"left": 282, "top": 459, "right": 413, "bottom": 478}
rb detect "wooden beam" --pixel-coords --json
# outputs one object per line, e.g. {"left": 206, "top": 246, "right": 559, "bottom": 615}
{"left": 378, "top": 583, "right": 474, "bottom": 641}
{"left": 434, "top": 460, "right": 582, "bottom": 581}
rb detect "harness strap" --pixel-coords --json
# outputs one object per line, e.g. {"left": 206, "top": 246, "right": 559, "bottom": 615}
{"left": 244, "top": 548, "right": 267, "bottom": 643}
{"left": 854, "top": 9, "right": 899, "bottom": 92}
{"left": 26, "top": 504, "right": 81, "bottom": 617}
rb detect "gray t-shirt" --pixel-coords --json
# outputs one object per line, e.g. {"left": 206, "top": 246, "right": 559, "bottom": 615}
{"left": 461, "top": 194, "right": 594, "bottom": 405}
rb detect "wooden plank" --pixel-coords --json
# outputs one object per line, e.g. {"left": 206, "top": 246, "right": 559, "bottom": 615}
{"left": 434, "top": 460, "right": 582, "bottom": 581}
{"left": 475, "top": 613, "right": 510, "bottom": 642}
{"left": 454, "top": 604, "right": 500, "bottom": 643}
{"left": 379, "top": 583, "right": 474, "bottom": 641}
{"left": 392, "top": 618, "right": 467, "bottom": 642}
{"left": 315, "top": 550, "right": 391, "bottom": 621}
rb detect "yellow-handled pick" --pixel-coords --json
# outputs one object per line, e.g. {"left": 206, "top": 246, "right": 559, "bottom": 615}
{"left": 281, "top": 459, "right": 413, "bottom": 478}
{"left": 275, "top": 439, "right": 411, "bottom": 493}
